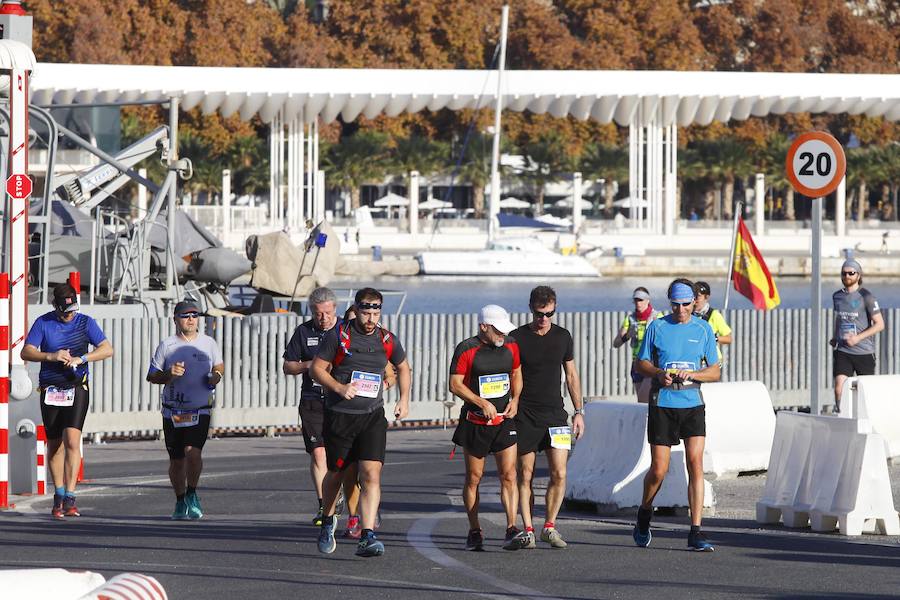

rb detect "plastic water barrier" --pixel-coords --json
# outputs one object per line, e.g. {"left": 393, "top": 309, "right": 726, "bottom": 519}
{"left": 565, "top": 401, "right": 714, "bottom": 512}
{"left": 702, "top": 381, "right": 776, "bottom": 478}
{"left": 0, "top": 568, "right": 167, "bottom": 600}
{"left": 756, "top": 411, "right": 899, "bottom": 536}
{"left": 839, "top": 375, "right": 900, "bottom": 459}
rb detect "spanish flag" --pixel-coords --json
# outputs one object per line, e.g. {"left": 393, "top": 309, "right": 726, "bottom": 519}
{"left": 732, "top": 217, "right": 780, "bottom": 310}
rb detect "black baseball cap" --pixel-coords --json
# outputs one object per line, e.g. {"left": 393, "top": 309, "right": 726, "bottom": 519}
{"left": 173, "top": 299, "right": 201, "bottom": 315}
{"left": 52, "top": 284, "right": 79, "bottom": 313}
{"left": 696, "top": 281, "right": 711, "bottom": 296}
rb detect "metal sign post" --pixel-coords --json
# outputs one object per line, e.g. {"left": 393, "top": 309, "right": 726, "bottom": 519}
{"left": 785, "top": 132, "right": 846, "bottom": 415}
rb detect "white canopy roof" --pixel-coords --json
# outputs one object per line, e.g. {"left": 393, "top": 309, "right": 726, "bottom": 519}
{"left": 29, "top": 63, "right": 900, "bottom": 126}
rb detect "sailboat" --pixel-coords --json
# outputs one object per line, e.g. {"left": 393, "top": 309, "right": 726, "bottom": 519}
{"left": 416, "top": 6, "right": 598, "bottom": 278}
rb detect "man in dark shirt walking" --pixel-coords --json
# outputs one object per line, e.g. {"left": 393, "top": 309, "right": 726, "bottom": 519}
{"left": 311, "top": 288, "right": 411, "bottom": 557}
{"left": 510, "top": 286, "right": 584, "bottom": 549}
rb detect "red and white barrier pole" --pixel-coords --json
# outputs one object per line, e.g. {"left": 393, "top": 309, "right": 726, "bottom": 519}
{"left": 35, "top": 424, "right": 45, "bottom": 495}
{"left": 0, "top": 272, "right": 9, "bottom": 508}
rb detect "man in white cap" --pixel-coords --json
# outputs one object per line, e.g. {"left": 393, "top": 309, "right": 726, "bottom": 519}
{"left": 449, "top": 304, "right": 528, "bottom": 551}
{"left": 831, "top": 259, "right": 883, "bottom": 413}
{"left": 633, "top": 279, "right": 720, "bottom": 552}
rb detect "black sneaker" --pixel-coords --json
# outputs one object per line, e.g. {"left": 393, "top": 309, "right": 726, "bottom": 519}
{"left": 633, "top": 506, "right": 652, "bottom": 548}
{"left": 465, "top": 528, "right": 484, "bottom": 551}
{"left": 312, "top": 506, "right": 324, "bottom": 527}
{"left": 687, "top": 530, "right": 715, "bottom": 552}
{"left": 502, "top": 526, "right": 528, "bottom": 551}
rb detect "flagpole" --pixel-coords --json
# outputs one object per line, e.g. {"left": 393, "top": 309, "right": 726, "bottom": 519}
{"left": 722, "top": 201, "right": 742, "bottom": 314}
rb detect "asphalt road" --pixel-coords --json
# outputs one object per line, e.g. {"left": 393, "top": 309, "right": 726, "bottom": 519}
{"left": 1, "top": 429, "right": 899, "bottom": 599}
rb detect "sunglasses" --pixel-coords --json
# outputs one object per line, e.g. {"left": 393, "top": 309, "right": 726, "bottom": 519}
{"left": 178, "top": 312, "right": 200, "bottom": 319}
{"left": 357, "top": 302, "right": 382, "bottom": 310}
{"left": 670, "top": 301, "right": 693, "bottom": 307}
{"left": 841, "top": 271, "right": 857, "bottom": 277}
{"left": 533, "top": 309, "right": 555, "bottom": 318}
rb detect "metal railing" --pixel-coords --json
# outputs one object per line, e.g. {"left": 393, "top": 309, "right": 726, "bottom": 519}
{"left": 59, "top": 307, "right": 897, "bottom": 438}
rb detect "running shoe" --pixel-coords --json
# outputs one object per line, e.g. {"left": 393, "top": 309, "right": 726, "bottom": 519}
{"left": 51, "top": 494, "right": 65, "bottom": 520}
{"left": 632, "top": 524, "right": 652, "bottom": 548}
{"left": 633, "top": 506, "right": 652, "bottom": 548}
{"left": 356, "top": 531, "right": 385, "bottom": 557}
{"left": 687, "top": 531, "right": 715, "bottom": 552}
{"left": 62, "top": 496, "right": 80, "bottom": 517}
{"left": 317, "top": 515, "right": 337, "bottom": 554}
{"left": 343, "top": 515, "right": 362, "bottom": 539}
{"left": 186, "top": 491, "right": 203, "bottom": 520}
{"left": 541, "top": 527, "right": 567, "bottom": 549}
{"left": 502, "top": 526, "right": 529, "bottom": 551}
{"left": 465, "top": 528, "right": 484, "bottom": 551}
{"left": 312, "top": 506, "right": 325, "bottom": 527}
{"left": 522, "top": 530, "right": 537, "bottom": 549}
{"left": 172, "top": 499, "right": 189, "bottom": 520}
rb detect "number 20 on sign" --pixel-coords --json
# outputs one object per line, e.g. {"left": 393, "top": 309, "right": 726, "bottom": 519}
{"left": 785, "top": 131, "right": 846, "bottom": 198}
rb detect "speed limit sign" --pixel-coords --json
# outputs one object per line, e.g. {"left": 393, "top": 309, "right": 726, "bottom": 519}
{"left": 785, "top": 131, "right": 846, "bottom": 198}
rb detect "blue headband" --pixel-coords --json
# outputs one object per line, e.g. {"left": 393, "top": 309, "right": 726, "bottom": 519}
{"left": 669, "top": 282, "right": 694, "bottom": 303}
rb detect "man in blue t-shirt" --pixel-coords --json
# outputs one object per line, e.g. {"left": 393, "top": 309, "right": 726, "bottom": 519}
{"left": 632, "top": 278, "right": 720, "bottom": 552}
{"left": 22, "top": 283, "right": 113, "bottom": 520}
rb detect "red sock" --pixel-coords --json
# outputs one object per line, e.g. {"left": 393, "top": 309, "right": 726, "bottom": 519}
{"left": 525, "top": 526, "right": 534, "bottom": 533}
{"left": 543, "top": 521, "right": 554, "bottom": 530}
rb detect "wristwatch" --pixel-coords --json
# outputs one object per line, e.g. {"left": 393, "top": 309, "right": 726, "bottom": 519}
{"left": 573, "top": 408, "right": 584, "bottom": 415}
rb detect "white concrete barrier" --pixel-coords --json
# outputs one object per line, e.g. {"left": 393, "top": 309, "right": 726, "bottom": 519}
{"left": 841, "top": 375, "right": 900, "bottom": 459}
{"left": 565, "top": 401, "right": 714, "bottom": 512}
{"left": 0, "top": 568, "right": 106, "bottom": 599}
{"left": 79, "top": 573, "right": 168, "bottom": 600}
{"left": 702, "top": 381, "right": 777, "bottom": 478}
{"left": 756, "top": 411, "right": 899, "bottom": 536}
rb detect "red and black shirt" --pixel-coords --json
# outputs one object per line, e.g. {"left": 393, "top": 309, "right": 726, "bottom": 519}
{"left": 449, "top": 335, "right": 520, "bottom": 416}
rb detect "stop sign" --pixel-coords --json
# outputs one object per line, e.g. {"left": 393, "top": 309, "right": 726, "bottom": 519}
{"left": 6, "top": 173, "right": 32, "bottom": 199}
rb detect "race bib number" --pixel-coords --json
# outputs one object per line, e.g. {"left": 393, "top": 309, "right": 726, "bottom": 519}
{"left": 549, "top": 426, "right": 572, "bottom": 450}
{"left": 351, "top": 371, "right": 381, "bottom": 398}
{"left": 840, "top": 322, "right": 857, "bottom": 337}
{"left": 478, "top": 374, "right": 510, "bottom": 399}
{"left": 664, "top": 361, "right": 696, "bottom": 375}
{"left": 44, "top": 386, "right": 75, "bottom": 407}
{"left": 171, "top": 410, "right": 201, "bottom": 429}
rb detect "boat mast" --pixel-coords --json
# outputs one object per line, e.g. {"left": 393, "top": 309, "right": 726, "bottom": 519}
{"left": 487, "top": 4, "right": 509, "bottom": 244}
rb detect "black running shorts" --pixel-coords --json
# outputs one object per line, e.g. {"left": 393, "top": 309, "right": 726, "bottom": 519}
{"left": 452, "top": 416, "right": 518, "bottom": 459}
{"left": 40, "top": 385, "right": 90, "bottom": 439}
{"left": 162, "top": 414, "right": 212, "bottom": 460}
{"left": 323, "top": 407, "right": 388, "bottom": 471}
{"left": 833, "top": 351, "right": 875, "bottom": 379}
{"left": 647, "top": 405, "right": 706, "bottom": 446}
{"left": 514, "top": 407, "right": 569, "bottom": 455}
{"left": 299, "top": 396, "right": 326, "bottom": 453}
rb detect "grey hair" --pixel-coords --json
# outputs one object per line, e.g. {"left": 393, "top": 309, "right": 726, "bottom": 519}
{"left": 308, "top": 286, "right": 337, "bottom": 307}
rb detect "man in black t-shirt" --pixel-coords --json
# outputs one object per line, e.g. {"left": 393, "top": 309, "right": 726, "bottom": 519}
{"left": 450, "top": 304, "right": 529, "bottom": 552}
{"left": 510, "top": 286, "right": 584, "bottom": 549}
{"left": 311, "top": 288, "right": 411, "bottom": 558}
{"left": 283, "top": 287, "right": 342, "bottom": 527}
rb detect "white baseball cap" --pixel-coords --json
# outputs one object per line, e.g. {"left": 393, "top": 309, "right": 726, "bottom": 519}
{"left": 479, "top": 304, "right": 516, "bottom": 335}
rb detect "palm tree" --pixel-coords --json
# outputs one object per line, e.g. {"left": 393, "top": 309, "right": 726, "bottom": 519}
{"left": 755, "top": 134, "right": 795, "bottom": 221}
{"left": 321, "top": 130, "right": 391, "bottom": 210}
{"left": 869, "top": 143, "right": 900, "bottom": 221}
{"left": 390, "top": 134, "right": 448, "bottom": 204}
{"left": 578, "top": 142, "right": 628, "bottom": 216}
{"left": 454, "top": 131, "right": 493, "bottom": 218}
{"left": 693, "top": 138, "right": 754, "bottom": 220}
{"left": 846, "top": 146, "right": 873, "bottom": 222}
{"left": 518, "top": 131, "right": 575, "bottom": 215}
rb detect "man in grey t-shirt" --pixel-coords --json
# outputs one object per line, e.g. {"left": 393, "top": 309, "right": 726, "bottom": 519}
{"left": 830, "top": 259, "right": 884, "bottom": 413}
{"left": 311, "top": 287, "right": 411, "bottom": 558}
{"left": 147, "top": 299, "right": 224, "bottom": 520}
